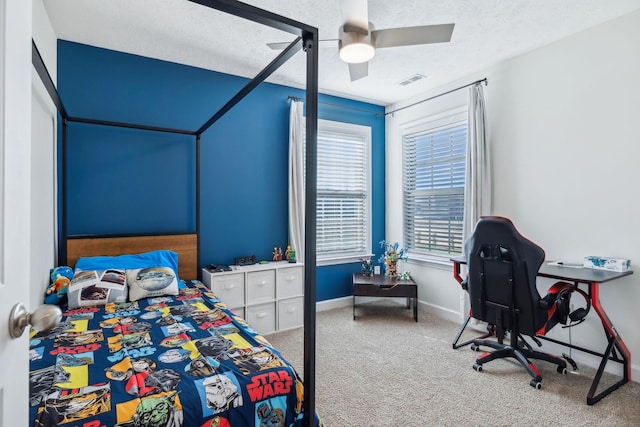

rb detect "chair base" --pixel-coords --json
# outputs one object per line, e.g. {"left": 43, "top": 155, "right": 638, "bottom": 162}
{"left": 472, "top": 337, "right": 567, "bottom": 388}
{"left": 452, "top": 314, "right": 495, "bottom": 349}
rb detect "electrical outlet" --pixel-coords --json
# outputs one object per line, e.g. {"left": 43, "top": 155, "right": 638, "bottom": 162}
{"left": 374, "top": 265, "right": 381, "bottom": 274}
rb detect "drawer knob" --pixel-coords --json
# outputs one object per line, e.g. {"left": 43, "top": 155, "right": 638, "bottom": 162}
{"left": 287, "top": 307, "right": 296, "bottom": 313}
{"left": 224, "top": 284, "right": 235, "bottom": 290}
{"left": 256, "top": 313, "right": 267, "bottom": 319}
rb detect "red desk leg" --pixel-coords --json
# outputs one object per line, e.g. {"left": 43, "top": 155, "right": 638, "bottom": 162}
{"left": 586, "top": 282, "right": 631, "bottom": 405}
{"left": 453, "top": 261, "right": 463, "bottom": 285}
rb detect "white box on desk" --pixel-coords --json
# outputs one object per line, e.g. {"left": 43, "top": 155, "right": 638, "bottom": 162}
{"left": 583, "top": 256, "right": 631, "bottom": 272}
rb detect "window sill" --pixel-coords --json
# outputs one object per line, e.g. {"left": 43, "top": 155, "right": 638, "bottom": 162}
{"left": 317, "top": 253, "right": 374, "bottom": 267}
{"left": 405, "top": 253, "right": 458, "bottom": 271}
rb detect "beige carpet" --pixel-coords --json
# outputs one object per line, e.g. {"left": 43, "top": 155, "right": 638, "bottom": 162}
{"left": 266, "top": 301, "right": 640, "bottom": 426}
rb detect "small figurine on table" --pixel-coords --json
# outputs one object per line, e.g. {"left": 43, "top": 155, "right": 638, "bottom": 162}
{"left": 361, "top": 257, "right": 374, "bottom": 276}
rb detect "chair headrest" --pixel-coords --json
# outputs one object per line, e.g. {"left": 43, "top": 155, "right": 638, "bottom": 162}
{"left": 465, "top": 216, "right": 545, "bottom": 278}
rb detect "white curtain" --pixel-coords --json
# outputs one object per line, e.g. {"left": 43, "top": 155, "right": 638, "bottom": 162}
{"left": 288, "top": 100, "right": 305, "bottom": 263}
{"left": 460, "top": 83, "right": 491, "bottom": 320}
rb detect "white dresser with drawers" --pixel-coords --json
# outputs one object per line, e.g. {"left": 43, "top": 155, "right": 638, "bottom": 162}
{"left": 202, "top": 261, "right": 304, "bottom": 335}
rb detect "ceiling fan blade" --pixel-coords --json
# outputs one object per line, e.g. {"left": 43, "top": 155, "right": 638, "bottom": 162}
{"left": 348, "top": 62, "right": 368, "bottom": 82}
{"left": 341, "top": 0, "right": 369, "bottom": 33}
{"left": 267, "top": 39, "right": 338, "bottom": 50}
{"left": 373, "top": 23, "right": 455, "bottom": 49}
{"left": 267, "top": 41, "right": 296, "bottom": 50}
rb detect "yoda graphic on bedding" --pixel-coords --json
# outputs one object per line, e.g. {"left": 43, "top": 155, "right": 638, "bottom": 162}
{"left": 108, "top": 331, "right": 153, "bottom": 352}
{"left": 114, "top": 392, "right": 183, "bottom": 427}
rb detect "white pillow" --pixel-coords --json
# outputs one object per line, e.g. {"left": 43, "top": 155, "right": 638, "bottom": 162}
{"left": 126, "top": 267, "right": 179, "bottom": 301}
{"left": 68, "top": 269, "right": 128, "bottom": 308}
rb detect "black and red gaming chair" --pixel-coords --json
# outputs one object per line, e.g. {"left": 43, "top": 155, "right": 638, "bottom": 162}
{"left": 465, "top": 216, "right": 568, "bottom": 389}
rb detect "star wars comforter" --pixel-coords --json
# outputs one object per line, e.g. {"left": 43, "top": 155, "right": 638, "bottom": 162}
{"left": 29, "top": 280, "right": 313, "bottom": 427}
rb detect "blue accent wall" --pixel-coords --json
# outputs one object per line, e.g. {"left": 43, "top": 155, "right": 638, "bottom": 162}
{"left": 58, "top": 40, "right": 385, "bottom": 301}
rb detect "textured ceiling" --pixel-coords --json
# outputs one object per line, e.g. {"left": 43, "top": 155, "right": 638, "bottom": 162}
{"left": 42, "top": 0, "right": 640, "bottom": 105}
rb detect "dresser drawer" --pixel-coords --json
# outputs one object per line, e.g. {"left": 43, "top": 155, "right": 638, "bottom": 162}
{"left": 245, "top": 302, "right": 276, "bottom": 335}
{"left": 278, "top": 297, "right": 303, "bottom": 331}
{"left": 246, "top": 270, "right": 276, "bottom": 304}
{"left": 210, "top": 273, "right": 244, "bottom": 308}
{"left": 277, "top": 266, "right": 304, "bottom": 298}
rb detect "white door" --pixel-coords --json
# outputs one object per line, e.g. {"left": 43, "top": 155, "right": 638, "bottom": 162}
{"left": 0, "top": 0, "right": 33, "bottom": 425}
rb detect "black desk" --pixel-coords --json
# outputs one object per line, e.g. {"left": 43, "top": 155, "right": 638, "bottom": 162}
{"left": 450, "top": 256, "right": 633, "bottom": 405}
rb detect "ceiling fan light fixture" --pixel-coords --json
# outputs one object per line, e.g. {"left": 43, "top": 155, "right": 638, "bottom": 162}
{"left": 339, "top": 41, "right": 375, "bottom": 63}
{"left": 338, "top": 22, "right": 375, "bottom": 64}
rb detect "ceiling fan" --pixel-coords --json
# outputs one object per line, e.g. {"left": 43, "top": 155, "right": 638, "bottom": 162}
{"left": 267, "top": 0, "right": 455, "bottom": 82}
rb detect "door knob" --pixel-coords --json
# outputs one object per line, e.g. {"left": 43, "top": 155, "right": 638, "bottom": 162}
{"left": 8, "top": 303, "right": 62, "bottom": 339}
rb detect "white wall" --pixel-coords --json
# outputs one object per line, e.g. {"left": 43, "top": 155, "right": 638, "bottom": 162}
{"left": 385, "top": 85, "right": 468, "bottom": 322}
{"left": 30, "top": 0, "right": 58, "bottom": 308}
{"left": 386, "top": 9, "right": 640, "bottom": 379}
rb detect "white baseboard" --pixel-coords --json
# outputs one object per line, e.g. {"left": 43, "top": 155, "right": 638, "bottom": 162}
{"left": 318, "top": 295, "right": 399, "bottom": 312}
{"left": 417, "top": 299, "right": 462, "bottom": 323}
{"left": 316, "top": 296, "right": 352, "bottom": 312}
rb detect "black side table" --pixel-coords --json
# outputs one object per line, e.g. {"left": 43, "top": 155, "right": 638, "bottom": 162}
{"left": 352, "top": 273, "right": 418, "bottom": 321}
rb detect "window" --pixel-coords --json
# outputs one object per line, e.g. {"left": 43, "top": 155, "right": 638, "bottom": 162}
{"left": 402, "top": 108, "right": 467, "bottom": 260}
{"left": 314, "top": 120, "right": 371, "bottom": 264}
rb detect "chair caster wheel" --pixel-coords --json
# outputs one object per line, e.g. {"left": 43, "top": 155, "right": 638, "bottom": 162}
{"left": 473, "top": 363, "right": 483, "bottom": 372}
{"left": 470, "top": 344, "right": 480, "bottom": 351}
{"left": 530, "top": 379, "right": 542, "bottom": 389}
{"left": 557, "top": 366, "right": 567, "bottom": 375}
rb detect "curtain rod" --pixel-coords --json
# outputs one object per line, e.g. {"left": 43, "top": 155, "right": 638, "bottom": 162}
{"left": 287, "top": 96, "right": 382, "bottom": 117}
{"left": 385, "top": 78, "right": 488, "bottom": 116}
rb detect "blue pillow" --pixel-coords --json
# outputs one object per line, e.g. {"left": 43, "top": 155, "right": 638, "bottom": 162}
{"left": 74, "top": 250, "right": 179, "bottom": 276}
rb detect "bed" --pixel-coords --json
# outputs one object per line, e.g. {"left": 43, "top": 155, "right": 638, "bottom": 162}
{"left": 29, "top": 235, "right": 318, "bottom": 426}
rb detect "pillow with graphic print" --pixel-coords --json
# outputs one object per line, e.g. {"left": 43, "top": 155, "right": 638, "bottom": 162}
{"left": 126, "top": 266, "right": 179, "bottom": 301}
{"left": 67, "top": 269, "right": 128, "bottom": 309}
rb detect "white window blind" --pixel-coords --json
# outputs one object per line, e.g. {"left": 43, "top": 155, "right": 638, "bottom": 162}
{"left": 314, "top": 120, "right": 371, "bottom": 261}
{"left": 402, "top": 112, "right": 467, "bottom": 257}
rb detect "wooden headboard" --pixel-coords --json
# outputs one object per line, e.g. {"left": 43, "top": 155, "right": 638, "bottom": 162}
{"left": 66, "top": 234, "right": 198, "bottom": 279}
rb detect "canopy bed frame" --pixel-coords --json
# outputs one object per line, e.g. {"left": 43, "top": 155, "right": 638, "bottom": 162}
{"left": 32, "top": 0, "right": 319, "bottom": 424}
